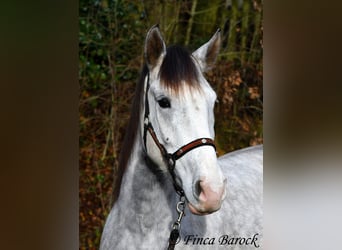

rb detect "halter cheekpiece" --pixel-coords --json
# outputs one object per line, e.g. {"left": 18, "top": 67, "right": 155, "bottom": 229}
{"left": 142, "top": 72, "right": 216, "bottom": 249}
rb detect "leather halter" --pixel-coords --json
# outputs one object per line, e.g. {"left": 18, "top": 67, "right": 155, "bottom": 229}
{"left": 143, "top": 72, "right": 216, "bottom": 195}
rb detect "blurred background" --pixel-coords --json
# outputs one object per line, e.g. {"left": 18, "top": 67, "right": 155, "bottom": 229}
{"left": 1, "top": 1, "right": 341, "bottom": 250}
{"left": 79, "top": 0, "right": 263, "bottom": 249}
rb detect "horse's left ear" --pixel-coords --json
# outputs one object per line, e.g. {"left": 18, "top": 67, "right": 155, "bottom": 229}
{"left": 192, "top": 29, "right": 221, "bottom": 72}
{"left": 144, "top": 25, "right": 167, "bottom": 71}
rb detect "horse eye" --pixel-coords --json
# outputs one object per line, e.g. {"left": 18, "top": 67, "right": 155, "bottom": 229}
{"left": 157, "top": 97, "right": 171, "bottom": 108}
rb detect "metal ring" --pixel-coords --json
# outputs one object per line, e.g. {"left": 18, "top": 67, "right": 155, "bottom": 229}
{"left": 176, "top": 201, "right": 185, "bottom": 213}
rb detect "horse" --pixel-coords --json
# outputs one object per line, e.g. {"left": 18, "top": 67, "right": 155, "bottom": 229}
{"left": 100, "top": 25, "right": 263, "bottom": 250}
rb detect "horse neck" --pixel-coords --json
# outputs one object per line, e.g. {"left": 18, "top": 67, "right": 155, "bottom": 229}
{"left": 117, "top": 130, "right": 176, "bottom": 217}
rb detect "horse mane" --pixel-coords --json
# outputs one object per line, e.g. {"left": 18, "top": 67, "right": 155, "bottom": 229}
{"left": 112, "top": 64, "right": 148, "bottom": 203}
{"left": 113, "top": 45, "right": 200, "bottom": 203}
{"left": 159, "top": 45, "right": 200, "bottom": 94}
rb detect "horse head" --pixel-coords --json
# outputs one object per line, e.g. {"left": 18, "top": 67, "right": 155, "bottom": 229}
{"left": 142, "top": 25, "right": 226, "bottom": 215}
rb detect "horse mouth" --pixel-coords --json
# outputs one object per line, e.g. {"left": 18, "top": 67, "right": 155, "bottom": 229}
{"left": 188, "top": 202, "right": 220, "bottom": 215}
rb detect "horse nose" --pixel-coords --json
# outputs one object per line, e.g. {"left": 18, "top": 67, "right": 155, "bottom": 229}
{"left": 193, "top": 178, "right": 226, "bottom": 212}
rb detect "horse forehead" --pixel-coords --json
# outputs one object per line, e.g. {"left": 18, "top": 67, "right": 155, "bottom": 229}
{"left": 182, "top": 85, "right": 214, "bottom": 105}
{"left": 150, "top": 74, "right": 215, "bottom": 99}
{"left": 184, "top": 80, "right": 217, "bottom": 106}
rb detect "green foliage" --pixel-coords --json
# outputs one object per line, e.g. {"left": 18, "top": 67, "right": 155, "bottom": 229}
{"left": 79, "top": 1, "right": 263, "bottom": 249}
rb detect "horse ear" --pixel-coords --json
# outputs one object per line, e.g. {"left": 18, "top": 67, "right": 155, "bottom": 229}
{"left": 144, "top": 25, "right": 166, "bottom": 70}
{"left": 192, "top": 29, "right": 221, "bottom": 72}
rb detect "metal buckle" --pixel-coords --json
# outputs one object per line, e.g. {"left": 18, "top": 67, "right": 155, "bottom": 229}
{"left": 167, "top": 154, "right": 175, "bottom": 170}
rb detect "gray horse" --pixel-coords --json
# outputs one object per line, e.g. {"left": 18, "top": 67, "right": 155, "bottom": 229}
{"left": 100, "top": 25, "right": 263, "bottom": 250}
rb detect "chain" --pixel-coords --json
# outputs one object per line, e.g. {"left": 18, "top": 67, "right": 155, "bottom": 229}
{"left": 167, "top": 194, "right": 186, "bottom": 250}
{"left": 174, "top": 195, "right": 186, "bottom": 229}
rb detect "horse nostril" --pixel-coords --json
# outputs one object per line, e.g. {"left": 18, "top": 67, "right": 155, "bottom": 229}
{"left": 194, "top": 180, "right": 202, "bottom": 199}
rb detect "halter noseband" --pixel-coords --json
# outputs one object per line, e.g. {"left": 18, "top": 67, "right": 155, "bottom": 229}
{"left": 142, "top": 72, "right": 216, "bottom": 195}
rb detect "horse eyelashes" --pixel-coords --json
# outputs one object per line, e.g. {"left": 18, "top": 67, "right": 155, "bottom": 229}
{"left": 157, "top": 97, "right": 171, "bottom": 108}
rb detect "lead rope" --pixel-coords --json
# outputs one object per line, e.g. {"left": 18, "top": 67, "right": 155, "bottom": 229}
{"left": 167, "top": 194, "right": 186, "bottom": 250}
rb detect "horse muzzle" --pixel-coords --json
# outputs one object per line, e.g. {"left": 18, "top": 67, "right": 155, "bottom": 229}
{"left": 188, "top": 178, "right": 227, "bottom": 215}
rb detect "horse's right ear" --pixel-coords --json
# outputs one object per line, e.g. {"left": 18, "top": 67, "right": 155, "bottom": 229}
{"left": 144, "top": 25, "right": 166, "bottom": 70}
